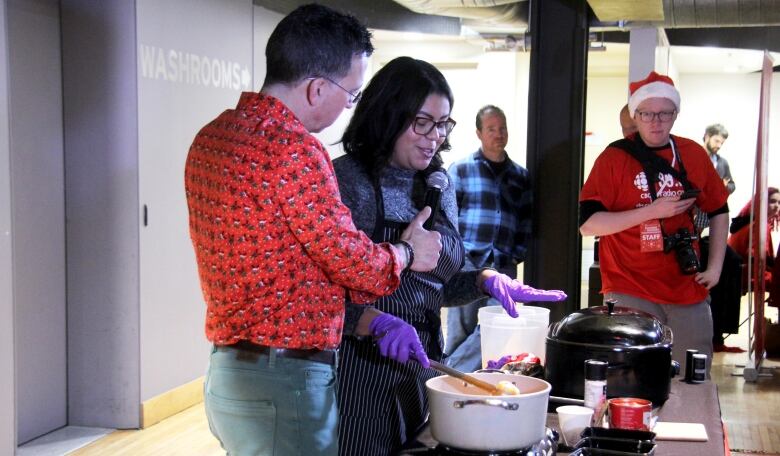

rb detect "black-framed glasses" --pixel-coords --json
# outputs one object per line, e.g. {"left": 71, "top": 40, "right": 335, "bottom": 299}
{"left": 308, "top": 76, "right": 362, "bottom": 104}
{"left": 412, "top": 117, "right": 457, "bottom": 137}
{"left": 635, "top": 110, "right": 676, "bottom": 123}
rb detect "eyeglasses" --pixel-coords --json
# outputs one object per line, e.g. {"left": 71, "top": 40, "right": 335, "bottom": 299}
{"left": 308, "top": 76, "right": 362, "bottom": 105}
{"left": 412, "top": 117, "right": 457, "bottom": 137}
{"left": 635, "top": 110, "right": 676, "bottom": 123}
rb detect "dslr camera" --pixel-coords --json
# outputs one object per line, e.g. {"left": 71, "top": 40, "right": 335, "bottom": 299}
{"left": 663, "top": 228, "right": 700, "bottom": 275}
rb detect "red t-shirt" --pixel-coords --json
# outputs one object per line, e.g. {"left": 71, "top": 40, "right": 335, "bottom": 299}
{"left": 580, "top": 135, "right": 728, "bottom": 305}
{"left": 185, "top": 93, "right": 402, "bottom": 350}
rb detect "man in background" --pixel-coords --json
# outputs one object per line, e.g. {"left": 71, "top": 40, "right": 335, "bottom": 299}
{"left": 697, "top": 124, "right": 744, "bottom": 352}
{"left": 695, "top": 123, "right": 735, "bottom": 234}
{"left": 444, "top": 105, "right": 533, "bottom": 372}
{"left": 620, "top": 104, "right": 638, "bottom": 138}
{"left": 704, "top": 123, "right": 735, "bottom": 194}
{"left": 185, "top": 5, "right": 440, "bottom": 455}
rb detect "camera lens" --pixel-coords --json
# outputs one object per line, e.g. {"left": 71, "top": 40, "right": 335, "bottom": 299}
{"left": 678, "top": 250, "right": 700, "bottom": 274}
{"left": 669, "top": 229, "right": 700, "bottom": 275}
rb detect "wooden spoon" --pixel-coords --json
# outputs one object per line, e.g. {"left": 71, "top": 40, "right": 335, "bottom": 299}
{"left": 429, "top": 360, "right": 502, "bottom": 396}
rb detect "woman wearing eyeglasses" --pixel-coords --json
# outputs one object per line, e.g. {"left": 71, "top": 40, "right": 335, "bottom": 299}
{"left": 331, "top": 57, "right": 565, "bottom": 455}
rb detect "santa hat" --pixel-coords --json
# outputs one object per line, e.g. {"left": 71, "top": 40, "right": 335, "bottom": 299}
{"left": 628, "top": 71, "right": 680, "bottom": 117}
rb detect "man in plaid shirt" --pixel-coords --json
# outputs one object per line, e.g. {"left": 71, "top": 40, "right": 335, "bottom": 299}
{"left": 444, "top": 105, "right": 533, "bottom": 372}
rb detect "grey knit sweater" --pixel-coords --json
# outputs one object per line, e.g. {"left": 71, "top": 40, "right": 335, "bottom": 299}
{"left": 333, "top": 154, "right": 458, "bottom": 233}
{"left": 333, "top": 154, "right": 488, "bottom": 336}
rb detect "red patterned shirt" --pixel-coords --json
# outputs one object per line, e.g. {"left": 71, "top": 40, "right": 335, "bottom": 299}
{"left": 185, "top": 92, "right": 402, "bottom": 350}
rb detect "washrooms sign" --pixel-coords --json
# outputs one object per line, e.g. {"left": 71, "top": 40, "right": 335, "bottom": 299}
{"left": 139, "top": 44, "right": 251, "bottom": 91}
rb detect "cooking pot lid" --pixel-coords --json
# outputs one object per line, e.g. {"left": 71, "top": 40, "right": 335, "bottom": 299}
{"left": 548, "top": 301, "right": 668, "bottom": 347}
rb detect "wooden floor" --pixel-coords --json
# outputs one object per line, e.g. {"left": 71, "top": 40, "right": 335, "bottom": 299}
{"left": 69, "top": 404, "right": 223, "bottom": 456}
{"left": 713, "top": 303, "right": 780, "bottom": 455}
{"left": 70, "top": 300, "right": 780, "bottom": 456}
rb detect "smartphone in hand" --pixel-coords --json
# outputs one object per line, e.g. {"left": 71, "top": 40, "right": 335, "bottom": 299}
{"left": 679, "top": 188, "right": 701, "bottom": 199}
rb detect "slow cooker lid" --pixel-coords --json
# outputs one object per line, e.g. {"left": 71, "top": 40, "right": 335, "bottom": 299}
{"left": 548, "top": 302, "right": 667, "bottom": 347}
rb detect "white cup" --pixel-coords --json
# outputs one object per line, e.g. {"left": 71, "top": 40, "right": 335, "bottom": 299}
{"left": 556, "top": 405, "right": 594, "bottom": 447}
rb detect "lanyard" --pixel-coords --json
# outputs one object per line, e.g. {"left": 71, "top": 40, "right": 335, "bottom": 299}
{"left": 657, "top": 138, "right": 695, "bottom": 237}
{"left": 646, "top": 137, "right": 689, "bottom": 201}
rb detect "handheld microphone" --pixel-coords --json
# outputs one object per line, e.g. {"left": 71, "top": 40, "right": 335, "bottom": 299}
{"left": 423, "top": 171, "right": 448, "bottom": 230}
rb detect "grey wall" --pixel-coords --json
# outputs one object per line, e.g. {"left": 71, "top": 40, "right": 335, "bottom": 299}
{"left": 8, "top": 0, "right": 67, "bottom": 443}
{"left": 136, "top": 0, "right": 253, "bottom": 400}
{"left": 62, "top": 0, "right": 141, "bottom": 428}
{"left": 0, "top": 0, "right": 17, "bottom": 452}
{"left": 60, "top": 0, "right": 256, "bottom": 427}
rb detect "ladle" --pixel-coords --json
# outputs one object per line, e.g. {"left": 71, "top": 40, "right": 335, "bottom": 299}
{"left": 428, "top": 360, "right": 502, "bottom": 396}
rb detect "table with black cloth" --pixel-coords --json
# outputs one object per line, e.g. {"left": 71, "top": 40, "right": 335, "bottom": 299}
{"left": 399, "top": 378, "right": 725, "bottom": 455}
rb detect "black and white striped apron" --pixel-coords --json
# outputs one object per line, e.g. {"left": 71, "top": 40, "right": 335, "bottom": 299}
{"left": 337, "top": 185, "right": 465, "bottom": 456}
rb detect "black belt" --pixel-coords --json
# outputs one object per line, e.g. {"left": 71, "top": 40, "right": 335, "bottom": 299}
{"left": 221, "top": 340, "right": 337, "bottom": 366}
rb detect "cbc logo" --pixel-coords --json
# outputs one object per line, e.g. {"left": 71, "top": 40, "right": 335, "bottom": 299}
{"left": 633, "top": 172, "right": 649, "bottom": 192}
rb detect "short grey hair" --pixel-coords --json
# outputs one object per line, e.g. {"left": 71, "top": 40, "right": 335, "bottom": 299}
{"left": 475, "top": 105, "right": 506, "bottom": 130}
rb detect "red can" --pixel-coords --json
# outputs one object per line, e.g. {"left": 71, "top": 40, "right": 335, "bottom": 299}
{"left": 608, "top": 398, "right": 652, "bottom": 431}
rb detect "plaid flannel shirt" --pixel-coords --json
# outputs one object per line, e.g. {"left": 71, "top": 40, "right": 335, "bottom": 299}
{"left": 448, "top": 150, "right": 532, "bottom": 275}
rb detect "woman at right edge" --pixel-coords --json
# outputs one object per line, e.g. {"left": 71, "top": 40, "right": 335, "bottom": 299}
{"left": 728, "top": 187, "right": 780, "bottom": 297}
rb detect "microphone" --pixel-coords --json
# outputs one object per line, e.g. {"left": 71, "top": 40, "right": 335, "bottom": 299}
{"left": 423, "top": 171, "right": 448, "bottom": 230}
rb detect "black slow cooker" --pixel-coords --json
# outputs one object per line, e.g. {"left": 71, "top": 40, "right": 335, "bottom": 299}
{"left": 544, "top": 302, "right": 679, "bottom": 406}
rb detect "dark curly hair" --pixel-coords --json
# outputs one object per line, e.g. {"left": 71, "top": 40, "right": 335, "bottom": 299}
{"left": 264, "top": 4, "right": 374, "bottom": 86}
{"left": 340, "top": 57, "right": 454, "bottom": 193}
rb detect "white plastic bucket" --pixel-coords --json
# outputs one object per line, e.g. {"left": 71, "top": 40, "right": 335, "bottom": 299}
{"left": 478, "top": 305, "right": 549, "bottom": 368}
{"left": 478, "top": 305, "right": 550, "bottom": 327}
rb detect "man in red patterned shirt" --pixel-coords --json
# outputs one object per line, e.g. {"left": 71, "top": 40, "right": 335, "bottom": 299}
{"left": 184, "top": 5, "right": 441, "bottom": 455}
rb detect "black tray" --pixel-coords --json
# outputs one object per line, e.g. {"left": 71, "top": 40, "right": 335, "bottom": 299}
{"left": 569, "top": 437, "right": 656, "bottom": 455}
{"left": 579, "top": 427, "right": 656, "bottom": 442}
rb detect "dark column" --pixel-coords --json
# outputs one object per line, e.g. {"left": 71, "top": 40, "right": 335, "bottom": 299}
{"left": 524, "top": 0, "right": 589, "bottom": 323}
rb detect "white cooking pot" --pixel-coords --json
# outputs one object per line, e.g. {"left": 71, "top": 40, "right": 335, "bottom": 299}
{"left": 425, "top": 372, "right": 551, "bottom": 451}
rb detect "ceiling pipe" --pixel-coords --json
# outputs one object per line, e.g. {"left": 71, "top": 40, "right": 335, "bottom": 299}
{"left": 663, "top": 0, "right": 780, "bottom": 28}
{"left": 392, "top": 0, "right": 780, "bottom": 30}
{"left": 391, "top": 0, "right": 528, "bottom": 26}
{"left": 385, "top": 1, "right": 780, "bottom": 62}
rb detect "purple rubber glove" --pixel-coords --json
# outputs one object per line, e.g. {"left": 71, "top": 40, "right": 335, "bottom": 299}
{"left": 484, "top": 274, "right": 568, "bottom": 318}
{"left": 369, "top": 313, "right": 431, "bottom": 368}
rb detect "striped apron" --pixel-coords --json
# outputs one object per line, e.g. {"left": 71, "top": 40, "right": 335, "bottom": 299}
{"left": 337, "top": 184, "right": 465, "bottom": 456}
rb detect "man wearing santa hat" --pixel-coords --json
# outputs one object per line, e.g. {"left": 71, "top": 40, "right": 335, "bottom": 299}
{"left": 579, "top": 71, "right": 730, "bottom": 374}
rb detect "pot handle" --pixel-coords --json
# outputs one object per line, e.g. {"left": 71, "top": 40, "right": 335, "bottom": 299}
{"left": 664, "top": 326, "right": 673, "bottom": 342}
{"left": 670, "top": 360, "right": 680, "bottom": 377}
{"left": 452, "top": 399, "right": 519, "bottom": 411}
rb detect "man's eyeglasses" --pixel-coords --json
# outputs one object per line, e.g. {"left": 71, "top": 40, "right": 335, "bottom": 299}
{"left": 412, "top": 117, "right": 457, "bottom": 137}
{"left": 309, "top": 76, "right": 362, "bottom": 104}
{"left": 635, "top": 110, "right": 676, "bottom": 123}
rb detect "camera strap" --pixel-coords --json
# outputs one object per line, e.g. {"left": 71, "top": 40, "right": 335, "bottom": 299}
{"left": 608, "top": 136, "right": 693, "bottom": 201}
{"left": 609, "top": 136, "right": 696, "bottom": 240}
